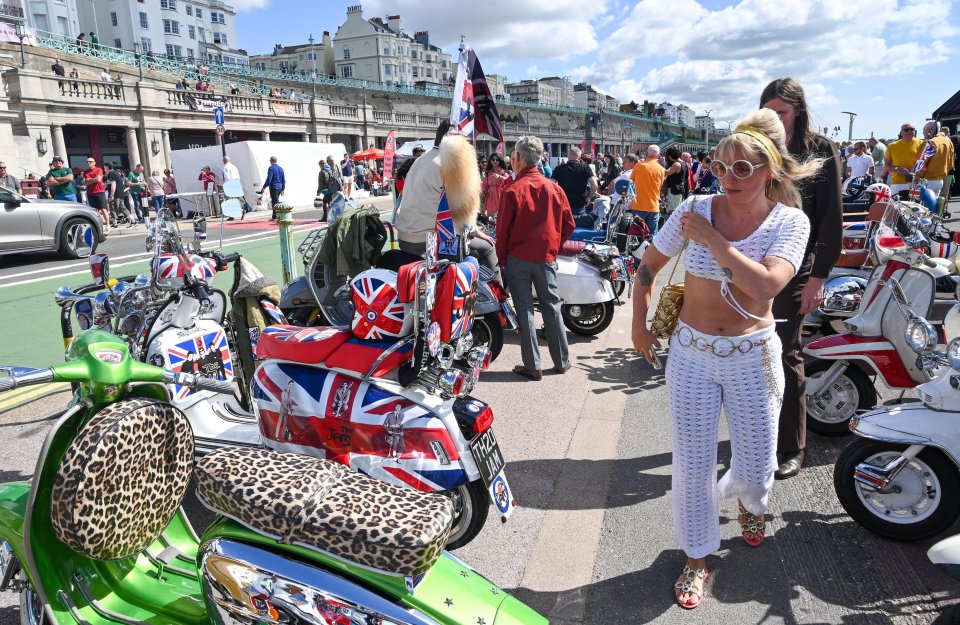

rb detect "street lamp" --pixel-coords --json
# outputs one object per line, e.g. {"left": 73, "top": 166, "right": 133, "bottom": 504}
{"left": 622, "top": 122, "right": 631, "bottom": 155}
{"left": 308, "top": 33, "right": 317, "bottom": 99}
{"left": 841, "top": 111, "right": 857, "bottom": 141}
{"left": 704, "top": 109, "right": 713, "bottom": 150}
{"left": 150, "top": 137, "right": 160, "bottom": 155}
{"left": 36, "top": 135, "right": 48, "bottom": 156}
{"left": 13, "top": 20, "right": 25, "bottom": 68}
{"left": 133, "top": 42, "right": 143, "bottom": 80}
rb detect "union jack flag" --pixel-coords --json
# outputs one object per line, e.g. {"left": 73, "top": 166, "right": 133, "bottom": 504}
{"left": 448, "top": 259, "right": 478, "bottom": 339}
{"left": 259, "top": 298, "right": 286, "bottom": 325}
{"left": 914, "top": 140, "right": 937, "bottom": 175}
{"left": 449, "top": 44, "right": 503, "bottom": 144}
{"left": 351, "top": 272, "right": 408, "bottom": 340}
{"left": 152, "top": 254, "right": 217, "bottom": 282}
{"left": 253, "top": 362, "right": 468, "bottom": 492}
{"left": 434, "top": 191, "right": 459, "bottom": 257}
{"left": 261, "top": 326, "right": 336, "bottom": 342}
{"left": 165, "top": 330, "right": 233, "bottom": 400}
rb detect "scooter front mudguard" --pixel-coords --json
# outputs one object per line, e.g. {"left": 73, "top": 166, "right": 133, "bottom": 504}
{"left": 0, "top": 481, "right": 31, "bottom": 586}
{"left": 803, "top": 333, "right": 917, "bottom": 389}
{"left": 850, "top": 402, "right": 960, "bottom": 467}
{"left": 928, "top": 533, "right": 960, "bottom": 580}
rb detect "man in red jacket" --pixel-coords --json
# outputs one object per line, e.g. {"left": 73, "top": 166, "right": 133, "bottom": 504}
{"left": 496, "top": 135, "right": 576, "bottom": 381}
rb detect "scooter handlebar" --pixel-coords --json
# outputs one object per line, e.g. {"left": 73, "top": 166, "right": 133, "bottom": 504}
{"left": 163, "top": 371, "right": 235, "bottom": 395}
{"left": 0, "top": 367, "right": 55, "bottom": 393}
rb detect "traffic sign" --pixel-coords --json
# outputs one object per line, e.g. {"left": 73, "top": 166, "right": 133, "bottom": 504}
{"left": 213, "top": 107, "right": 225, "bottom": 125}
{"left": 215, "top": 124, "right": 225, "bottom": 136}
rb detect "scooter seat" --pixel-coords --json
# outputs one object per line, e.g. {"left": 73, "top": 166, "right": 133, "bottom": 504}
{"left": 559, "top": 240, "right": 587, "bottom": 256}
{"left": 195, "top": 447, "right": 454, "bottom": 576}
{"left": 835, "top": 249, "right": 869, "bottom": 268}
{"left": 255, "top": 325, "right": 351, "bottom": 364}
{"left": 324, "top": 335, "right": 414, "bottom": 377}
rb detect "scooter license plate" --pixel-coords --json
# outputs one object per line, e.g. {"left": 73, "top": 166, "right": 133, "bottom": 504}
{"left": 470, "top": 428, "right": 505, "bottom": 487}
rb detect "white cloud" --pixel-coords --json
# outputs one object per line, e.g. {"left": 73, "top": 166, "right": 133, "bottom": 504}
{"left": 230, "top": 0, "right": 270, "bottom": 10}
{"left": 584, "top": 0, "right": 956, "bottom": 120}
{"left": 526, "top": 64, "right": 539, "bottom": 76}
{"left": 360, "top": 0, "right": 612, "bottom": 61}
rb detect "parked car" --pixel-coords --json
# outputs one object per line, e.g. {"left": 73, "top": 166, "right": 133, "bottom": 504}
{"left": 0, "top": 187, "right": 104, "bottom": 259}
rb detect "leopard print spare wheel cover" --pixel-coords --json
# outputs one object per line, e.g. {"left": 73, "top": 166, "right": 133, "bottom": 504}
{"left": 195, "top": 448, "right": 455, "bottom": 577}
{"left": 51, "top": 398, "right": 194, "bottom": 561}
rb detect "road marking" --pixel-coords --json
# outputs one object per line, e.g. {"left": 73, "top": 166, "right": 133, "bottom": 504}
{"left": 0, "top": 383, "right": 69, "bottom": 412}
{"left": 0, "top": 222, "right": 323, "bottom": 289}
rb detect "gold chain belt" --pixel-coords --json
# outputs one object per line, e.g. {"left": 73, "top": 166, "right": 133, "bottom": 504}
{"left": 674, "top": 325, "right": 770, "bottom": 357}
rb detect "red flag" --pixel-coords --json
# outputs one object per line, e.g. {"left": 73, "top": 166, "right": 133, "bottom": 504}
{"left": 450, "top": 45, "right": 503, "bottom": 144}
{"left": 495, "top": 141, "right": 505, "bottom": 158}
{"left": 383, "top": 130, "right": 397, "bottom": 180}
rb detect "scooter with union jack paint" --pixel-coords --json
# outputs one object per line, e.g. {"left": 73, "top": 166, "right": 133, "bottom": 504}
{"left": 252, "top": 233, "right": 517, "bottom": 550}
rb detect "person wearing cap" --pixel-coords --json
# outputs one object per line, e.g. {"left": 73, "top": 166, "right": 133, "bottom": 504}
{"left": 46, "top": 157, "right": 76, "bottom": 202}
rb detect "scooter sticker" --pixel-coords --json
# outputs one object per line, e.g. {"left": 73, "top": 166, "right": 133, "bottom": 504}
{"left": 165, "top": 330, "right": 234, "bottom": 400}
{"left": 490, "top": 472, "right": 515, "bottom": 519}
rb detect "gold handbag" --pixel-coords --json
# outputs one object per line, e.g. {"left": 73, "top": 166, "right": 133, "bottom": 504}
{"left": 650, "top": 198, "right": 696, "bottom": 339}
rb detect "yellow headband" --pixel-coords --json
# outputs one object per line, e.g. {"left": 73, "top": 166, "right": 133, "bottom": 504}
{"left": 733, "top": 125, "right": 783, "bottom": 167}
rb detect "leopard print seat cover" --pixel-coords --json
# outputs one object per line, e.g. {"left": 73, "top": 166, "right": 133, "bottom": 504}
{"left": 51, "top": 398, "right": 194, "bottom": 561}
{"left": 195, "top": 448, "right": 454, "bottom": 577}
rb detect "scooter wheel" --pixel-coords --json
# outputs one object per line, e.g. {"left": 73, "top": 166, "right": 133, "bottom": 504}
{"left": 834, "top": 439, "right": 960, "bottom": 541}
{"left": 805, "top": 360, "right": 876, "bottom": 436}
{"left": 19, "top": 578, "right": 43, "bottom": 625}
{"left": 443, "top": 480, "right": 489, "bottom": 550}
{"left": 561, "top": 301, "right": 615, "bottom": 336}
{"left": 471, "top": 313, "right": 504, "bottom": 362}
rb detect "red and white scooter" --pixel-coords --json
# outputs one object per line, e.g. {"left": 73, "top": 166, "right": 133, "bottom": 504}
{"left": 803, "top": 205, "right": 952, "bottom": 435}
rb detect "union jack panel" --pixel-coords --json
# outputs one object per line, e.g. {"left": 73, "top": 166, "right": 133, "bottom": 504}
{"left": 164, "top": 329, "right": 234, "bottom": 400}
{"left": 434, "top": 191, "right": 460, "bottom": 258}
{"left": 253, "top": 362, "right": 468, "bottom": 492}
{"left": 434, "top": 257, "right": 479, "bottom": 343}
{"left": 350, "top": 269, "right": 412, "bottom": 340}
{"left": 151, "top": 254, "right": 218, "bottom": 289}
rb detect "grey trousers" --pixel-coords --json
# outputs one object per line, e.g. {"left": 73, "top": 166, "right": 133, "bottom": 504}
{"left": 503, "top": 255, "right": 569, "bottom": 371}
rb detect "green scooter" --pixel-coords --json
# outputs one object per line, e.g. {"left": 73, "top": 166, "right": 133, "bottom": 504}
{"left": 0, "top": 330, "right": 546, "bottom": 625}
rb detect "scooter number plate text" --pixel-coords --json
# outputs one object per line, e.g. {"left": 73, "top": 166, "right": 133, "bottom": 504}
{"left": 470, "top": 428, "right": 505, "bottom": 487}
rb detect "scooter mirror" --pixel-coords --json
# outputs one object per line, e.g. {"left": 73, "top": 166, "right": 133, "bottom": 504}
{"left": 221, "top": 198, "right": 243, "bottom": 219}
{"left": 89, "top": 253, "right": 110, "bottom": 287}
{"left": 222, "top": 179, "right": 244, "bottom": 198}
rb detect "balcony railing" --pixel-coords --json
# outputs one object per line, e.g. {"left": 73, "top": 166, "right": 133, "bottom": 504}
{"left": 54, "top": 77, "right": 125, "bottom": 102}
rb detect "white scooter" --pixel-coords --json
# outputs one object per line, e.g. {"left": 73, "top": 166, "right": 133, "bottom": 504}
{"left": 833, "top": 284, "right": 960, "bottom": 541}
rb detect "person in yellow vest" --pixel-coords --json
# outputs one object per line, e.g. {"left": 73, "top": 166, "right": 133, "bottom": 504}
{"left": 917, "top": 120, "right": 955, "bottom": 198}
{"left": 884, "top": 123, "right": 923, "bottom": 198}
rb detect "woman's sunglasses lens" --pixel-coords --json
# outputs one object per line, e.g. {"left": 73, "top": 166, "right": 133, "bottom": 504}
{"left": 709, "top": 162, "right": 726, "bottom": 178}
{"left": 731, "top": 161, "right": 754, "bottom": 178}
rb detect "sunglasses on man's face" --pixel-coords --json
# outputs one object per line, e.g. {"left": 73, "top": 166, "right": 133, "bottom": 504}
{"left": 709, "top": 159, "right": 766, "bottom": 180}
{"left": 902, "top": 128, "right": 916, "bottom": 132}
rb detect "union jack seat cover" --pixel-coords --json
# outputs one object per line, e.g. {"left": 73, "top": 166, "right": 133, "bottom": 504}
{"left": 151, "top": 253, "right": 218, "bottom": 289}
{"left": 433, "top": 257, "right": 479, "bottom": 343}
{"left": 350, "top": 269, "right": 413, "bottom": 341}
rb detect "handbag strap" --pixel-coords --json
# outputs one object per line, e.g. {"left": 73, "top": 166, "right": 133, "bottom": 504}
{"left": 663, "top": 197, "right": 698, "bottom": 286}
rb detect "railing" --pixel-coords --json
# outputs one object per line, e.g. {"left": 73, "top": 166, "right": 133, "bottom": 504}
{"left": 394, "top": 112, "right": 416, "bottom": 124}
{"left": 372, "top": 110, "right": 391, "bottom": 123}
{"left": 54, "top": 76, "right": 125, "bottom": 102}
{"left": 328, "top": 105, "right": 358, "bottom": 119}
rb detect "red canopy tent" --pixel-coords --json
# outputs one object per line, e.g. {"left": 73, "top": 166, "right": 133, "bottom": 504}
{"left": 352, "top": 148, "right": 385, "bottom": 161}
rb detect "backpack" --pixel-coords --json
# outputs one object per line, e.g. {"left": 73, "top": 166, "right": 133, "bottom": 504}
{"left": 326, "top": 171, "right": 342, "bottom": 194}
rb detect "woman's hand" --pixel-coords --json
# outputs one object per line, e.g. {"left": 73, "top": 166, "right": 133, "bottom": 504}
{"left": 632, "top": 321, "right": 661, "bottom": 365}
{"left": 800, "top": 276, "right": 825, "bottom": 315}
{"left": 679, "top": 211, "right": 720, "bottom": 247}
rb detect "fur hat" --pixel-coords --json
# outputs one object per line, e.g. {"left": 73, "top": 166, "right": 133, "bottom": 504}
{"left": 439, "top": 134, "right": 480, "bottom": 230}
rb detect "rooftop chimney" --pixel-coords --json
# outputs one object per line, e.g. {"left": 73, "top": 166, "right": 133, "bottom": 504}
{"left": 414, "top": 30, "right": 429, "bottom": 46}
{"left": 387, "top": 14, "right": 401, "bottom": 33}
{"left": 347, "top": 5, "right": 363, "bottom": 14}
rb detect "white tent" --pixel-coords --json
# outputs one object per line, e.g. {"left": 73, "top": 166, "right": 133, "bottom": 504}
{"left": 395, "top": 140, "right": 435, "bottom": 157}
{"left": 169, "top": 140, "right": 347, "bottom": 214}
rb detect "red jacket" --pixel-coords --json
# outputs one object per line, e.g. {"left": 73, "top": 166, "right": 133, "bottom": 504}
{"left": 495, "top": 166, "right": 575, "bottom": 264}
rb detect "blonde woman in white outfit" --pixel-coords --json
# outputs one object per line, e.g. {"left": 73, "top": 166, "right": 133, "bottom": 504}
{"left": 631, "top": 108, "right": 821, "bottom": 609}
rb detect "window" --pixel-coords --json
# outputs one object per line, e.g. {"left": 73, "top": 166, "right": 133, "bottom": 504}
{"left": 383, "top": 46, "right": 389, "bottom": 54}
{"left": 210, "top": 11, "right": 225, "bottom": 24}
{"left": 110, "top": 11, "right": 117, "bottom": 26}
{"left": 384, "top": 64, "right": 391, "bottom": 76}
{"left": 212, "top": 32, "right": 227, "bottom": 44}
{"left": 185, "top": 5, "right": 192, "bottom": 15}
{"left": 194, "top": 8, "right": 202, "bottom": 18}
{"left": 165, "top": 44, "right": 182, "bottom": 57}
{"left": 160, "top": 0, "right": 176, "bottom": 9}
{"left": 426, "top": 54, "right": 431, "bottom": 61}
{"left": 340, "top": 65, "right": 352, "bottom": 78}
{"left": 140, "top": 37, "right": 152, "bottom": 52}
{"left": 426, "top": 68, "right": 432, "bottom": 78}
{"left": 187, "top": 48, "right": 194, "bottom": 59}
{"left": 343, "top": 48, "right": 350, "bottom": 59}
{"left": 411, "top": 66, "right": 418, "bottom": 78}
{"left": 138, "top": 12, "right": 148, "bottom": 29}
{"left": 188, "top": 25, "right": 195, "bottom": 39}
{"left": 198, "top": 27, "right": 205, "bottom": 41}
{"left": 163, "top": 19, "right": 180, "bottom": 35}
{"left": 114, "top": 38, "right": 121, "bottom": 48}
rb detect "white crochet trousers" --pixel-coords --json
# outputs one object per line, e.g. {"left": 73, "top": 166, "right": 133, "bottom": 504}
{"left": 666, "top": 321, "right": 785, "bottom": 559}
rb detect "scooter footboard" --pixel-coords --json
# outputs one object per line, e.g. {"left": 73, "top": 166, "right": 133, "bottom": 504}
{"left": 0, "top": 482, "right": 31, "bottom": 590}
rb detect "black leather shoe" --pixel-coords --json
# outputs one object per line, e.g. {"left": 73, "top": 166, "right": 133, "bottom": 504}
{"left": 775, "top": 450, "right": 804, "bottom": 480}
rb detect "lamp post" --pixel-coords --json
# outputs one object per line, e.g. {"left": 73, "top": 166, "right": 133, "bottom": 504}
{"left": 704, "top": 109, "right": 712, "bottom": 150}
{"left": 622, "top": 122, "right": 631, "bottom": 155}
{"left": 308, "top": 33, "right": 317, "bottom": 99}
{"left": 133, "top": 42, "right": 143, "bottom": 80}
{"left": 13, "top": 20, "right": 25, "bottom": 68}
{"left": 841, "top": 111, "right": 857, "bottom": 141}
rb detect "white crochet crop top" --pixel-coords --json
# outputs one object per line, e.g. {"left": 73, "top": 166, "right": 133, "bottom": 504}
{"left": 652, "top": 195, "right": 811, "bottom": 320}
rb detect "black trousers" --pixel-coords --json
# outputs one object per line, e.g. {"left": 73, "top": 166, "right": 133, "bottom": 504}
{"left": 269, "top": 187, "right": 282, "bottom": 219}
{"left": 772, "top": 258, "right": 812, "bottom": 455}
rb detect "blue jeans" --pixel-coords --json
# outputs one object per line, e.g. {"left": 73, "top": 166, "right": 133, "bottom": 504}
{"left": 151, "top": 195, "right": 165, "bottom": 213}
{"left": 54, "top": 193, "right": 77, "bottom": 202}
{"left": 130, "top": 193, "right": 145, "bottom": 221}
{"left": 633, "top": 211, "right": 660, "bottom": 236}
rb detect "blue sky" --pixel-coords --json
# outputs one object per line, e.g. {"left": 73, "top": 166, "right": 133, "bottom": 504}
{"left": 236, "top": 0, "right": 960, "bottom": 141}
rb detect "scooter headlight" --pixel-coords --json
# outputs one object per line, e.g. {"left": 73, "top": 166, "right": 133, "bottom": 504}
{"left": 948, "top": 338, "right": 960, "bottom": 370}
{"left": 905, "top": 317, "right": 937, "bottom": 353}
